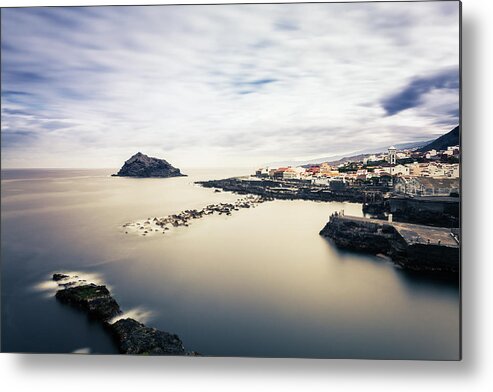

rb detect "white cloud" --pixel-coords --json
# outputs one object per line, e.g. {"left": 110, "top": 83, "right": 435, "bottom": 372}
{"left": 1, "top": 2, "right": 460, "bottom": 168}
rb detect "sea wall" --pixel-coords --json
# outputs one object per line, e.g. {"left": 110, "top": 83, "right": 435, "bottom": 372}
{"left": 320, "top": 214, "right": 459, "bottom": 273}
{"left": 319, "top": 213, "right": 395, "bottom": 254}
{"left": 388, "top": 196, "right": 460, "bottom": 228}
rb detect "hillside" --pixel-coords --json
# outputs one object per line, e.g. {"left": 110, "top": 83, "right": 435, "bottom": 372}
{"left": 267, "top": 139, "right": 432, "bottom": 168}
{"left": 417, "top": 126, "right": 460, "bottom": 152}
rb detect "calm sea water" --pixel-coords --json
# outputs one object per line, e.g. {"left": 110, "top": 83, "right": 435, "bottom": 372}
{"left": 1, "top": 168, "right": 459, "bottom": 359}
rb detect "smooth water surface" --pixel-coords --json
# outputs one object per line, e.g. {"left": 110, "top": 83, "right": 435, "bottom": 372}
{"left": 1, "top": 169, "right": 460, "bottom": 359}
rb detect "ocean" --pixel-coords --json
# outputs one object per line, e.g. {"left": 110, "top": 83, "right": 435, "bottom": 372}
{"left": 0, "top": 168, "right": 459, "bottom": 359}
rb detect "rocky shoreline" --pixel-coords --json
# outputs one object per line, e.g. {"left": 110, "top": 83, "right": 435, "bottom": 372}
{"left": 53, "top": 273, "right": 195, "bottom": 355}
{"left": 196, "top": 177, "right": 376, "bottom": 203}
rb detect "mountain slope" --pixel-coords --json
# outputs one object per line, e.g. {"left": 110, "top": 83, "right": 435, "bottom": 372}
{"left": 417, "top": 126, "right": 460, "bottom": 152}
{"left": 266, "top": 139, "right": 432, "bottom": 168}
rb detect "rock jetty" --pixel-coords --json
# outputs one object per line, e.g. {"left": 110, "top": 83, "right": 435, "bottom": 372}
{"left": 123, "top": 195, "right": 271, "bottom": 237}
{"left": 53, "top": 274, "right": 191, "bottom": 355}
{"left": 113, "top": 152, "right": 185, "bottom": 178}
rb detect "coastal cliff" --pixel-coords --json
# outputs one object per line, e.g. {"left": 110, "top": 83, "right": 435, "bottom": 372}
{"left": 113, "top": 152, "right": 185, "bottom": 178}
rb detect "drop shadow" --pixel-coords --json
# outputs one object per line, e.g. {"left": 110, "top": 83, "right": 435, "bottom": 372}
{"left": 3, "top": 3, "right": 479, "bottom": 379}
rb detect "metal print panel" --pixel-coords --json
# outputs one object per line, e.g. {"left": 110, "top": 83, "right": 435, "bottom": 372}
{"left": 0, "top": 1, "right": 461, "bottom": 359}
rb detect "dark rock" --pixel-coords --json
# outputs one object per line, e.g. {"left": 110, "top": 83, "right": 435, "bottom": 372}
{"left": 111, "top": 318, "right": 186, "bottom": 355}
{"left": 53, "top": 273, "right": 69, "bottom": 281}
{"left": 320, "top": 215, "right": 459, "bottom": 274}
{"left": 113, "top": 152, "right": 186, "bottom": 178}
{"left": 319, "top": 216, "right": 393, "bottom": 254}
{"left": 55, "top": 283, "right": 122, "bottom": 321}
{"left": 196, "top": 177, "right": 370, "bottom": 203}
{"left": 53, "top": 273, "right": 192, "bottom": 355}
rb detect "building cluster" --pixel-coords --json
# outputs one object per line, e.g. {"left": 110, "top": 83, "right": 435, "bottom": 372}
{"left": 255, "top": 144, "right": 460, "bottom": 197}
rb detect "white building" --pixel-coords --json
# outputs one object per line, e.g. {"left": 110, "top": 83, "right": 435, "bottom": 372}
{"left": 394, "top": 177, "right": 459, "bottom": 196}
{"left": 255, "top": 167, "right": 270, "bottom": 177}
{"left": 282, "top": 168, "right": 300, "bottom": 180}
{"left": 312, "top": 177, "right": 330, "bottom": 186}
{"left": 443, "top": 164, "right": 460, "bottom": 178}
{"left": 425, "top": 149, "right": 437, "bottom": 159}
{"left": 363, "top": 154, "right": 378, "bottom": 164}
{"left": 388, "top": 146, "right": 397, "bottom": 165}
{"left": 444, "top": 145, "right": 460, "bottom": 156}
{"left": 381, "top": 164, "right": 410, "bottom": 176}
{"left": 405, "top": 162, "right": 420, "bottom": 176}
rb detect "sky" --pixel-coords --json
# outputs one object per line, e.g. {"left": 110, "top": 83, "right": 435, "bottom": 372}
{"left": 1, "top": 2, "right": 460, "bottom": 169}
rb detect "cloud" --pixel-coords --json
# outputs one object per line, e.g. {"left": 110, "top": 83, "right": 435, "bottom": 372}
{"left": 1, "top": 130, "right": 38, "bottom": 147}
{"left": 274, "top": 19, "right": 298, "bottom": 31}
{"left": 381, "top": 67, "right": 459, "bottom": 116}
{"left": 0, "top": 2, "right": 459, "bottom": 168}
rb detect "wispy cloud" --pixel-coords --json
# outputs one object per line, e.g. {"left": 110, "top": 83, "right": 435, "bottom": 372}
{"left": 1, "top": 2, "right": 459, "bottom": 168}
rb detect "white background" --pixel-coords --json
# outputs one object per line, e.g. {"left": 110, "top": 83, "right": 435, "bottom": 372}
{"left": 0, "top": 0, "right": 491, "bottom": 391}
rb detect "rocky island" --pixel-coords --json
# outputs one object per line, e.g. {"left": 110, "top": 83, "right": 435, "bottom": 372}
{"left": 53, "top": 273, "right": 193, "bottom": 355}
{"left": 113, "top": 152, "right": 185, "bottom": 178}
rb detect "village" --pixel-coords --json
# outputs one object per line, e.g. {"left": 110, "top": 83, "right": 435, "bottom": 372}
{"left": 196, "top": 142, "right": 460, "bottom": 229}
{"left": 255, "top": 144, "right": 460, "bottom": 197}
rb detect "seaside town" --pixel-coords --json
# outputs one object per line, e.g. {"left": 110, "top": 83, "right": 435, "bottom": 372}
{"left": 197, "top": 126, "right": 461, "bottom": 274}
{"left": 199, "top": 128, "right": 460, "bottom": 219}
{"left": 254, "top": 144, "right": 459, "bottom": 193}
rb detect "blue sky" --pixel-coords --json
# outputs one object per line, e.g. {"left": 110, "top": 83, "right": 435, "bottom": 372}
{"left": 1, "top": 2, "right": 460, "bottom": 168}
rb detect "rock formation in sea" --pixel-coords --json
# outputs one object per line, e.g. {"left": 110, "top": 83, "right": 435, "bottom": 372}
{"left": 112, "top": 318, "right": 186, "bottom": 355}
{"left": 53, "top": 274, "right": 192, "bottom": 355}
{"left": 113, "top": 152, "right": 185, "bottom": 178}
{"left": 55, "top": 283, "right": 122, "bottom": 321}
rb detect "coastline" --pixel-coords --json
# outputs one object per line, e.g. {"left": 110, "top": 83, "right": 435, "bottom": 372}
{"left": 319, "top": 213, "right": 459, "bottom": 274}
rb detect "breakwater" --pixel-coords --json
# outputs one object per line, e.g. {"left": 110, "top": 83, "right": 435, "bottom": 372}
{"left": 122, "top": 195, "right": 270, "bottom": 237}
{"left": 196, "top": 177, "right": 381, "bottom": 203}
{"left": 53, "top": 273, "right": 194, "bottom": 355}
{"left": 320, "top": 214, "right": 459, "bottom": 273}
